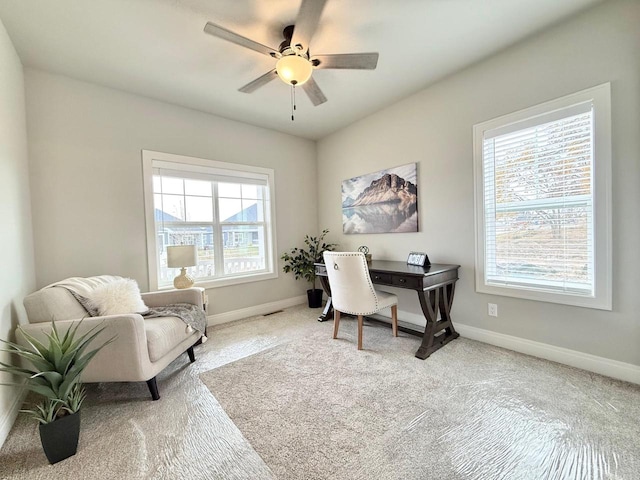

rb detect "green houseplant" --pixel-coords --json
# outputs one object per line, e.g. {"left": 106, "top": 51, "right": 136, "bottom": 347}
{"left": 281, "top": 229, "right": 337, "bottom": 308}
{"left": 0, "top": 320, "right": 113, "bottom": 464}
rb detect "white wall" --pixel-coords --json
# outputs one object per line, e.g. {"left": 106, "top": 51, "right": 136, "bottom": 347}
{"left": 317, "top": 1, "right": 640, "bottom": 367}
{"left": 25, "top": 70, "right": 317, "bottom": 314}
{"left": 0, "top": 18, "right": 36, "bottom": 446}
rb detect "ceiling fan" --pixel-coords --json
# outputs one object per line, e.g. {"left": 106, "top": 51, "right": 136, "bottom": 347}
{"left": 203, "top": 0, "right": 379, "bottom": 112}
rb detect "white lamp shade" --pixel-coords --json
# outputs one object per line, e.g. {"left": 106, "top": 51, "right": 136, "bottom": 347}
{"left": 276, "top": 55, "right": 313, "bottom": 86}
{"left": 167, "top": 245, "right": 198, "bottom": 268}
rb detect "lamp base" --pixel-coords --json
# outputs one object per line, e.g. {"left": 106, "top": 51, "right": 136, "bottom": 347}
{"left": 173, "top": 267, "right": 195, "bottom": 289}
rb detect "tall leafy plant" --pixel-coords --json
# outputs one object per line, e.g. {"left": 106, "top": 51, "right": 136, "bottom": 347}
{"left": 0, "top": 320, "right": 113, "bottom": 424}
{"left": 281, "top": 229, "right": 338, "bottom": 290}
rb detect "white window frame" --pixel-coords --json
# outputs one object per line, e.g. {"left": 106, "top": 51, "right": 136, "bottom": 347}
{"left": 142, "top": 150, "right": 278, "bottom": 290}
{"left": 473, "top": 84, "right": 612, "bottom": 310}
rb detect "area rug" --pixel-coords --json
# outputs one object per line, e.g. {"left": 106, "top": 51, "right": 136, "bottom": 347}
{"left": 199, "top": 322, "right": 636, "bottom": 480}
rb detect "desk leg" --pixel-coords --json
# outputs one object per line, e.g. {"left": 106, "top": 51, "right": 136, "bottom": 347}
{"left": 415, "top": 282, "right": 460, "bottom": 359}
{"left": 440, "top": 282, "right": 460, "bottom": 339}
{"left": 317, "top": 276, "right": 333, "bottom": 322}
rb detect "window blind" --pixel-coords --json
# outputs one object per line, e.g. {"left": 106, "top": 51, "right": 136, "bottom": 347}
{"left": 153, "top": 160, "right": 268, "bottom": 186}
{"left": 482, "top": 106, "right": 594, "bottom": 296}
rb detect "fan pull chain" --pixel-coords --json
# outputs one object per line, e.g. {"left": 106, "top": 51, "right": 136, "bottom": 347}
{"left": 290, "top": 81, "right": 298, "bottom": 121}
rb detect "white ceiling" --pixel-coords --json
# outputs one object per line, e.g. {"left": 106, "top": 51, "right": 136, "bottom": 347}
{"left": 0, "top": 0, "right": 602, "bottom": 140}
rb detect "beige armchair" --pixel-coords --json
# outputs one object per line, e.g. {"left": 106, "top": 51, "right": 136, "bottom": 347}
{"left": 20, "top": 276, "right": 205, "bottom": 400}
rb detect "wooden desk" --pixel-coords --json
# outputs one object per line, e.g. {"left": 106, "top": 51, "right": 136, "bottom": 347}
{"left": 314, "top": 261, "right": 460, "bottom": 359}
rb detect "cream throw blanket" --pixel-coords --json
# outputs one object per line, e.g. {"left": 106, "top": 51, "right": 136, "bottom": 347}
{"left": 45, "top": 275, "right": 123, "bottom": 297}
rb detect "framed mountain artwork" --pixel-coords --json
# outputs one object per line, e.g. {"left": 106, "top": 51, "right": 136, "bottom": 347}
{"left": 342, "top": 163, "right": 418, "bottom": 234}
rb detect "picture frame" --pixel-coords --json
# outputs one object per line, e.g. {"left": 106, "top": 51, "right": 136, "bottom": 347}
{"left": 342, "top": 163, "right": 418, "bottom": 234}
{"left": 407, "top": 251, "right": 430, "bottom": 267}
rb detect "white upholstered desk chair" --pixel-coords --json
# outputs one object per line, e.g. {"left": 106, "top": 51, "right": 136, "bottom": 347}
{"left": 322, "top": 252, "right": 398, "bottom": 350}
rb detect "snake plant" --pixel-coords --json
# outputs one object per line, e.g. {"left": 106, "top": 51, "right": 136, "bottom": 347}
{"left": 0, "top": 320, "right": 113, "bottom": 423}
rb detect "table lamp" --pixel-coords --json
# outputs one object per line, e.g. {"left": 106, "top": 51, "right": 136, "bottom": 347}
{"left": 167, "top": 245, "right": 198, "bottom": 289}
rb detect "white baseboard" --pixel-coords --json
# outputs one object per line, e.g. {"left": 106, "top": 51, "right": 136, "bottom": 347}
{"left": 207, "top": 295, "right": 307, "bottom": 326}
{"left": 0, "top": 389, "right": 25, "bottom": 449}
{"left": 371, "top": 311, "right": 640, "bottom": 385}
{"left": 455, "top": 323, "right": 640, "bottom": 385}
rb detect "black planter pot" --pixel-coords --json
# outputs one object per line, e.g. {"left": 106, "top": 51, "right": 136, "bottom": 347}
{"left": 307, "top": 289, "right": 324, "bottom": 308}
{"left": 39, "top": 411, "right": 81, "bottom": 464}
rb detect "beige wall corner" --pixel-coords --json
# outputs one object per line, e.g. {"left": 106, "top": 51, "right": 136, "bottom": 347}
{"left": 0, "top": 17, "right": 36, "bottom": 448}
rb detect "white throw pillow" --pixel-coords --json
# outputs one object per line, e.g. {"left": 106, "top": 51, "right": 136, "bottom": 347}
{"left": 86, "top": 278, "right": 148, "bottom": 316}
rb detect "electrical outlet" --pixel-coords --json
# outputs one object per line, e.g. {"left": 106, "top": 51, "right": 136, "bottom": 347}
{"left": 488, "top": 303, "right": 498, "bottom": 317}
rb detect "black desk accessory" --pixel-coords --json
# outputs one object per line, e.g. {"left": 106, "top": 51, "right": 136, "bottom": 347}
{"left": 407, "top": 252, "right": 430, "bottom": 267}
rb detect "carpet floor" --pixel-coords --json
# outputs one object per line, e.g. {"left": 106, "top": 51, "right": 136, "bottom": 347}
{"left": 200, "top": 322, "right": 640, "bottom": 480}
{"left": 1, "top": 305, "right": 639, "bottom": 479}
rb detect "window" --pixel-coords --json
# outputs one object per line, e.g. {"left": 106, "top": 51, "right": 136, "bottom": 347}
{"left": 473, "top": 84, "right": 611, "bottom": 309}
{"left": 142, "top": 151, "right": 277, "bottom": 290}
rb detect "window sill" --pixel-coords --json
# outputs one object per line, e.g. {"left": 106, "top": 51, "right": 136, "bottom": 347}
{"left": 158, "top": 271, "right": 278, "bottom": 290}
{"left": 476, "top": 282, "right": 612, "bottom": 311}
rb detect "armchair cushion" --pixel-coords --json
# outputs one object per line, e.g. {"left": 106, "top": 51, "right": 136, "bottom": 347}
{"left": 23, "top": 287, "right": 88, "bottom": 323}
{"left": 145, "top": 316, "right": 194, "bottom": 362}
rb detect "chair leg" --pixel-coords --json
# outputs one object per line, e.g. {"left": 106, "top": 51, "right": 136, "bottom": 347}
{"left": 187, "top": 345, "right": 196, "bottom": 363}
{"left": 391, "top": 304, "right": 398, "bottom": 337}
{"left": 333, "top": 310, "right": 341, "bottom": 339}
{"left": 146, "top": 377, "right": 160, "bottom": 401}
{"left": 357, "top": 315, "right": 364, "bottom": 350}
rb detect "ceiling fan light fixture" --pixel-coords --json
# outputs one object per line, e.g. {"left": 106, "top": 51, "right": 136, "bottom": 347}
{"left": 276, "top": 54, "right": 313, "bottom": 86}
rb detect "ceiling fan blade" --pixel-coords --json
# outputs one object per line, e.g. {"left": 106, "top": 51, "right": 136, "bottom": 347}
{"left": 204, "top": 22, "right": 279, "bottom": 58}
{"left": 291, "top": 0, "right": 328, "bottom": 52}
{"left": 238, "top": 69, "right": 278, "bottom": 93}
{"left": 302, "top": 77, "right": 327, "bottom": 106}
{"left": 312, "top": 53, "right": 379, "bottom": 70}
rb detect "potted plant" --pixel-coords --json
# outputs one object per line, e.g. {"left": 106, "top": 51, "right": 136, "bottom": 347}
{"left": 0, "top": 320, "right": 113, "bottom": 464}
{"left": 281, "top": 229, "right": 338, "bottom": 308}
